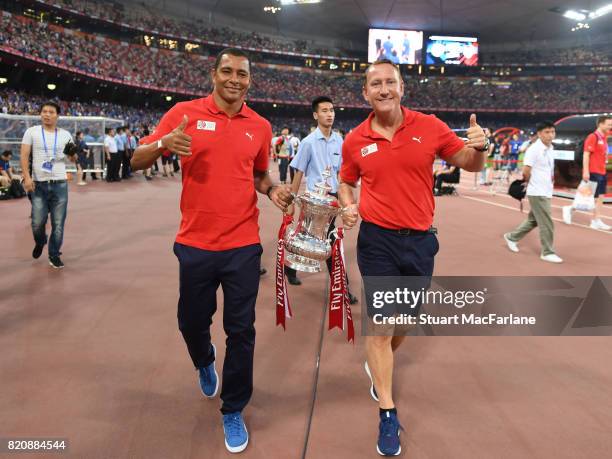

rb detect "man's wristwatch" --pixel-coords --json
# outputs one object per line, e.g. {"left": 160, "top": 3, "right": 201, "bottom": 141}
{"left": 266, "top": 185, "right": 276, "bottom": 199}
{"left": 475, "top": 137, "right": 490, "bottom": 152}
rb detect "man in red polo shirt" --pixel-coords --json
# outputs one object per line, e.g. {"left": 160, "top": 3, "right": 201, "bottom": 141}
{"left": 562, "top": 115, "right": 611, "bottom": 230}
{"left": 338, "top": 59, "right": 487, "bottom": 456}
{"left": 131, "top": 48, "right": 292, "bottom": 454}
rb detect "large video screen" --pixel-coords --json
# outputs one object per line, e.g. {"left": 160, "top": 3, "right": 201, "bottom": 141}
{"left": 425, "top": 35, "right": 479, "bottom": 66}
{"left": 368, "top": 29, "right": 423, "bottom": 64}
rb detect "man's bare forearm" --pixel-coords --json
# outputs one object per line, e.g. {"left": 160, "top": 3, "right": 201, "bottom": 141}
{"left": 338, "top": 181, "right": 357, "bottom": 207}
{"left": 131, "top": 142, "right": 163, "bottom": 171}
{"left": 522, "top": 166, "right": 531, "bottom": 184}
{"left": 254, "top": 170, "right": 274, "bottom": 195}
{"left": 20, "top": 144, "right": 31, "bottom": 180}
{"left": 290, "top": 170, "right": 304, "bottom": 194}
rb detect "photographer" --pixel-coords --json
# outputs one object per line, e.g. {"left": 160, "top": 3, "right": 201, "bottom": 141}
{"left": 20, "top": 102, "right": 77, "bottom": 269}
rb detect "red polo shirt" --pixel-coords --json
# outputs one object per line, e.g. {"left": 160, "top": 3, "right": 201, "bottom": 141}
{"left": 340, "top": 107, "right": 464, "bottom": 230}
{"left": 584, "top": 131, "right": 608, "bottom": 175}
{"left": 146, "top": 95, "right": 272, "bottom": 250}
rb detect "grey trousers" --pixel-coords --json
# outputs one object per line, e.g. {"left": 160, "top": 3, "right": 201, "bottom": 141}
{"left": 507, "top": 196, "right": 555, "bottom": 256}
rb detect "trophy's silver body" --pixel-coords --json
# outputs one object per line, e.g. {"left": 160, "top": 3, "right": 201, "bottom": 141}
{"left": 284, "top": 183, "right": 339, "bottom": 273}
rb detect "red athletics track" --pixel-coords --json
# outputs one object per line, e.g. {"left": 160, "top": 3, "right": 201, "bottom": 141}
{"left": 1, "top": 169, "right": 611, "bottom": 458}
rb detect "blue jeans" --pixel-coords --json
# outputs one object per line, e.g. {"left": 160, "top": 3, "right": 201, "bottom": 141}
{"left": 32, "top": 181, "right": 68, "bottom": 257}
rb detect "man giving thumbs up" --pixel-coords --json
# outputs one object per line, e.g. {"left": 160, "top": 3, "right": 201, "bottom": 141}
{"left": 338, "top": 59, "right": 488, "bottom": 456}
{"left": 131, "top": 48, "right": 292, "bottom": 454}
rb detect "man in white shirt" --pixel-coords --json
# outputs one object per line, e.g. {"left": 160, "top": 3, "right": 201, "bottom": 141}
{"left": 20, "top": 102, "right": 76, "bottom": 269}
{"left": 104, "top": 128, "right": 119, "bottom": 182}
{"left": 504, "top": 121, "right": 562, "bottom": 263}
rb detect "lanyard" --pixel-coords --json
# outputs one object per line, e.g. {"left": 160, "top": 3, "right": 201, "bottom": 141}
{"left": 41, "top": 127, "right": 58, "bottom": 160}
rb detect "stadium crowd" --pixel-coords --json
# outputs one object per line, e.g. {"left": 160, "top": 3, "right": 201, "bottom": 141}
{"left": 28, "top": 0, "right": 612, "bottom": 65}
{"left": 32, "top": 0, "right": 334, "bottom": 56}
{"left": 482, "top": 45, "right": 611, "bottom": 65}
{"left": 1, "top": 13, "right": 610, "bottom": 112}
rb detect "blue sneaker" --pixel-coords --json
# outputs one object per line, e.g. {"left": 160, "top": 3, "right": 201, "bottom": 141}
{"left": 222, "top": 412, "right": 249, "bottom": 453}
{"left": 197, "top": 344, "right": 218, "bottom": 398}
{"left": 377, "top": 411, "right": 403, "bottom": 456}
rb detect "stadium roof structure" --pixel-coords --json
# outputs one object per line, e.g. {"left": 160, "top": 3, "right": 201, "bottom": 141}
{"left": 162, "top": 0, "right": 612, "bottom": 44}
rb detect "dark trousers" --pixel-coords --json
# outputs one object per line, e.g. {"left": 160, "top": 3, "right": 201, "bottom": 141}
{"left": 174, "top": 242, "right": 262, "bottom": 414}
{"left": 279, "top": 157, "right": 290, "bottom": 183}
{"left": 121, "top": 149, "right": 132, "bottom": 178}
{"left": 82, "top": 154, "right": 97, "bottom": 180}
{"left": 106, "top": 153, "right": 121, "bottom": 181}
{"left": 289, "top": 165, "right": 296, "bottom": 182}
{"left": 434, "top": 173, "right": 455, "bottom": 191}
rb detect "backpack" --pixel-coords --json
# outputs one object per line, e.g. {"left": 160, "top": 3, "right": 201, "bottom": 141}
{"left": 9, "top": 179, "right": 26, "bottom": 199}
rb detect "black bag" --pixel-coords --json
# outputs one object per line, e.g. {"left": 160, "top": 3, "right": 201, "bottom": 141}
{"left": 508, "top": 179, "right": 526, "bottom": 211}
{"left": 63, "top": 141, "right": 79, "bottom": 157}
{"left": 9, "top": 179, "right": 26, "bottom": 199}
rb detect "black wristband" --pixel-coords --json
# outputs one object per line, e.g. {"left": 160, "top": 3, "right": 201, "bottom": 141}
{"left": 266, "top": 185, "right": 276, "bottom": 199}
{"left": 475, "top": 137, "right": 490, "bottom": 152}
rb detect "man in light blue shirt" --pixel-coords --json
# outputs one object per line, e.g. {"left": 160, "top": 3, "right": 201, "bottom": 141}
{"left": 288, "top": 96, "right": 357, "bottom": 303}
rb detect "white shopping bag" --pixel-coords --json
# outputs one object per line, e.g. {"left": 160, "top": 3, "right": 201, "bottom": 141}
{"left": 572, "top": 180, "right": 597, "bottom": 211}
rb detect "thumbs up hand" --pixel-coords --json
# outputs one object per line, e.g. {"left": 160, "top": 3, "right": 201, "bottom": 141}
{"left": 465, "top": 113, "right": 487, "bottom": 151}
{"left": 161, "top": 115, "right": 192, "bottom": 156}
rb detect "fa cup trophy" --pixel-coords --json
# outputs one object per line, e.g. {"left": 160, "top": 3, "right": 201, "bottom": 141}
{"left": 284, "top": 168, "right": 340, "bottom": 272}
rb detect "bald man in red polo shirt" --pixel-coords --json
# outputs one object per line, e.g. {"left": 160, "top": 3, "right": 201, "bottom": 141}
{"left": 338, "top": 59, "right": 488, "bottom": 456}
{"left": 131, "top": 48, "right": 292, "bottom": 454}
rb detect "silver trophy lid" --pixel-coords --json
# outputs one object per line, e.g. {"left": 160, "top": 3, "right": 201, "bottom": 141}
{"left": 301, "top": 168, "right": 337, "bottom": 207}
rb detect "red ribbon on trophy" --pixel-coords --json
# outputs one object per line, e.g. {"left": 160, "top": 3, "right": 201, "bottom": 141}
{"left": 328, "top": 227, "right": 355, "bottom": 343}
{"left": 276, "top": 214, "right": 294, "bottom": 329}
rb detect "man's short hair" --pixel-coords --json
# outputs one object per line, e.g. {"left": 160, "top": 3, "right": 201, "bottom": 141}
{"left": 596, "top": 115, "right": 612, "bottom": 126}
{"left": 312, "top": 96, "right": 334, "bottom": 112}
{"left": 281, "top": 126, "right": 290, "bottom": 133}
{"left": 1, "top": 150, "right": 11, "bottom": 157}
{"left": 214, "top": 47, "right": 251, "bottom": 73}
{"left": 40, "top": 101, "right": 60, "bottom": 115}
{"left": 364, "top": 59, "right": 402, "bottom": 85}
{"left": 536, "top": 121, "right": 555, "bottom": 132}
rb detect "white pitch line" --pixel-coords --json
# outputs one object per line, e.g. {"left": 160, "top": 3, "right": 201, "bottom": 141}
{"left": 454, "top": 194, "right": 612, "bottom": 235}
{"left": 455, "top": 182, "right": 612, "bottom": 221}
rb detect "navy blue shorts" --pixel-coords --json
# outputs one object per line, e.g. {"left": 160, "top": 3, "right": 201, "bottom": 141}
{"left": 357, "top": 221, "right": 439, "bottom": 277}
{"left": 590, "top": 173, "right": 608, "bottom": 198}
{"left": 357, "top": 221, "right": 439, "bottom": 318}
